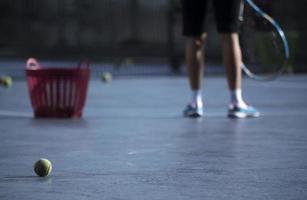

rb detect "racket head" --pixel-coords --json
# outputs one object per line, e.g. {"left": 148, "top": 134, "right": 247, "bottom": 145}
{"left": 239, "top": 0, "right": 290, "bottom": 81}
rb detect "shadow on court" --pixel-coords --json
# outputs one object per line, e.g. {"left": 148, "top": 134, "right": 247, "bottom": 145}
{"left": 0, "top": 75, "right": 307, "bottom": 200}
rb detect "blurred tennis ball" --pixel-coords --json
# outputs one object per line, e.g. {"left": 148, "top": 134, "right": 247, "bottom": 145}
{"left": 101, "top": 72, "right": 112, "bottom": 83}
{"left": 0, "top": 76, "right": 13, "bottom": 88}
{"left": 34, "top": 158, "right": 52, "bottom": 177}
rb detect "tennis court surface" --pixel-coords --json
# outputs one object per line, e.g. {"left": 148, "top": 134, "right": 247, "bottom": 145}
{"left": 1, "top": 69, "right": 307, "bottom": 199}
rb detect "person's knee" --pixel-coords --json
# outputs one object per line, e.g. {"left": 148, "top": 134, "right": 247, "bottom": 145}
{"left": 187, "top": 33, "right": 207, "bottom": 49}
{"left": 221, "top": 33, "right": 239, "bottom": 41}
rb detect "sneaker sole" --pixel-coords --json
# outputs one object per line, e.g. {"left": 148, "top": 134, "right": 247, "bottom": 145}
{"left": 228, "top": 112, "right": 260, "bottom": 119}
{"left": 184, "top": 112, "right": 203, "bottom": 118}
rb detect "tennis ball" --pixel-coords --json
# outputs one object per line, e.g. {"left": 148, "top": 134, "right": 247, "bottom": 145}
{"left": 0, "top": 76, "right": 13, "bottom": 88}
{"left": 34, "top": 158, "right": 52, "bottom": 177}
{"left": 101, "top": 72, "right": 112, "bottom": 83}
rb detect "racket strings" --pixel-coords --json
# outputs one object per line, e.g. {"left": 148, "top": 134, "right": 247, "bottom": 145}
{"left": 239, "top": 1, "right": 289, "bottom": 80}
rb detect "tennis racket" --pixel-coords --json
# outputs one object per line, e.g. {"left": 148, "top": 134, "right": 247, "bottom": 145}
{"left": 239, "top": 0, "right": 290, "bottom": 81}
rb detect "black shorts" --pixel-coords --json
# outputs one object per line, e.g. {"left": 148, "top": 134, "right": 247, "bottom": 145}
{"left": 182, "top": 0, "right": 242, "bottom": 36}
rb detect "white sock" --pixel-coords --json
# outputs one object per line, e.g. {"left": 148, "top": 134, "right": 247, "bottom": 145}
{"left": 191, "top": 90, "right": 203, "bottom": 108}
{"left": 230, "top": 89, "right": 248, "bottom": 108}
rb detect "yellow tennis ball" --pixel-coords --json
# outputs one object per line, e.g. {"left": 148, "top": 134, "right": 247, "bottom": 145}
{"left": 101, "top": 72, "right": 112, "bottom": 83}
{"left": 34, "top": 158, "right": 52, "bottom": 177}
{"left": 0, "top": 76, "right": 12, "bottom": 88}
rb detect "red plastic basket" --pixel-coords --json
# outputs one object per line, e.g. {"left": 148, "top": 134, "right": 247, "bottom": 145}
{"left": 26, "top": 58, "right": 90, "bottom": 118}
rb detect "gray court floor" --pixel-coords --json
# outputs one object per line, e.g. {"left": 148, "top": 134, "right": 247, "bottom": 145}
{"left": 1, "top": 75, "right": 307, "bottom": 200}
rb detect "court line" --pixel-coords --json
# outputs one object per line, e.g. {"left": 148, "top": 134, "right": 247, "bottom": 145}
{"left": 0, "top": 110, "right": 32, "bottom": 117}
{"left": 244, "top": 82, "right": 307, "bottom": 89}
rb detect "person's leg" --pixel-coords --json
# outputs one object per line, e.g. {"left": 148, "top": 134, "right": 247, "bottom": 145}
{"left": 181, "top": 0, "right": 208, "bottom": 117}
{"left": 222, "top": 33, "right": 241, "bottom": 91}
{"left": 222, "top": 33, "right": 246, "bottom": 107}
{"left": 214, "top": 0, "right": 259, "bottom": 118}
{"left": 222, "top": 33, "right": 260, "bottom": 118}
{"left": 182, "top": 35, "right": 206, "bottom": 118}
{"left": 186, "top": 33, "right": 207, "bottom": 104}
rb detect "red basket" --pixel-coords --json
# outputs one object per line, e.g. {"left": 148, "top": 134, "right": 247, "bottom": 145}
{"left": 26, "top": 58, "right": 90, "bottom": 118}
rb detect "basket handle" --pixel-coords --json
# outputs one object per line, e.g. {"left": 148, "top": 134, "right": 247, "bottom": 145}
{"left": 26, "top": 58, "right": 41, "bottom": 70}
{"left": 78, "top": 59, "right": 90, "bottom": 69}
